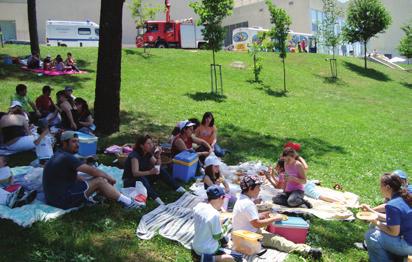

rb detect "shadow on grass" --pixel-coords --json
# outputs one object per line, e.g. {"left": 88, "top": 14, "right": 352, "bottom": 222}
{"left": 343, "top": 61, "right": 391, "bottom": 82}
{"left": 185, "top": 91, "right": 227, "bottom": 103}
{"left": 254, "top": 83, "right": 288, "bottom": 97}
{"left": 314, "top": 74, "right": 348, "bottom": 86}
{"left": 123, "top": 48, "right": 153, "bottom": 59}
{"left": 400, "top": 82, "right": 412, "bottom": 89}
{"left": 0, "top": 201, "right": 184, "bottom": 261}
{"left": 0, "top": 62, "right": 93, "bottom": 89}
{"left": 220, "top": 123, "right": 346, "bottom": 164}
{"left": 308, "top": 217, "right": 368, "bottom": 259}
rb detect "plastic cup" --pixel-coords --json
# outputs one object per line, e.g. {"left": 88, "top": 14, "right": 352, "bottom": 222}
{"left": 155, "top": 165, "right": 161, "bottom": 174}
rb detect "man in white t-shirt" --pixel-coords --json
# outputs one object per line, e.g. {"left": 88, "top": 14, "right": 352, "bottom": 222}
{"left": 192, "top": 185, "right": 236, "bottom": 262}
{"left": 232, "top": 175, "right": 322, "bottom": 259}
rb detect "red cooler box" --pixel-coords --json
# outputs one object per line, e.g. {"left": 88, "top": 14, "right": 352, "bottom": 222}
{"left": 267, "top": 216, "right": 309, "bottom": 244}
{"left": 172, "top": 151, "right": 198, "bottom": 182}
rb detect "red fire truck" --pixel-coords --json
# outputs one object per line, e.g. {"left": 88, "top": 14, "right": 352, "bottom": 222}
{"left": 135, "top": 0, "right": 206, "bottom": 49}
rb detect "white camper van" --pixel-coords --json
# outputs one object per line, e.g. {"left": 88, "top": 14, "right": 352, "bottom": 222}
{"left": 46, "top": 20, "right": 99, "bottom": 47}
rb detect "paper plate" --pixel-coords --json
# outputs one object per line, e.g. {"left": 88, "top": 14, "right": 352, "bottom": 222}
{"left": 356, "top": 211, "right": 378, "bottom": 221}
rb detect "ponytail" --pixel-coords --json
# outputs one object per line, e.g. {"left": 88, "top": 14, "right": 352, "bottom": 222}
{"left": 400, "top": 188, "right": 412, "bottom": 207}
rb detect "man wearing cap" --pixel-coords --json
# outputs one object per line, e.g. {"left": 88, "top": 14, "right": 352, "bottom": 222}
{"left": 192, "top": 185, "right": 236, "bottom": 262}
{"left": 232, "top": 175, "right": 322, "bottom": 259}
{"left": 0, "top": 102, "right": 35, "bottom": 153}
{"left": 10, "top": 84, "right": 41, "bottom": 123}
{"left": 35, "top": 85, "right": 56, "bottom": 118}
{"left": 43, "top": 131, "right": 143, "bottom": 210}
{"left": 171, "top": 120, "right": 212, "bottom": 158}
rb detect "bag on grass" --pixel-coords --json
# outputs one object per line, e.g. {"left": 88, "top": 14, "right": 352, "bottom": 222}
{"left": 120, "top": 181, "right": 147, "bottom": 204}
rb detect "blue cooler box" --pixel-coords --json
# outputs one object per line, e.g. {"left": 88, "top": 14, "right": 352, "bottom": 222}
{"left": 76, "top": 132, "right": 98, "bottom": 157}
{"left": 172, "top": 151, "right": 198, "bottom": 182}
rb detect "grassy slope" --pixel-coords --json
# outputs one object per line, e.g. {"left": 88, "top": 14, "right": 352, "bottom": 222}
{"left": 0, "top": 45, "right": 411, "bottom": 262}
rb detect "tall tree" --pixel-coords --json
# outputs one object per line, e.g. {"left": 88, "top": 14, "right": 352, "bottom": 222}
{"left": 129, "top": 0, "right": 163, "bottom": 52}
{"left": 27, "top": 0, "right": 40, "bottom": 55}
{"left": 398, "top": 22, "right": 412, "bottom": 64}
{"left": 94, "top": 0, "right": 125, "bottom": 135}
{"left": 266, "top": 1, "right": 291, "bottom": 92}
{"left": 343, "top": 0, "right": 391, "bottom": 69}
{"left": 319, "top": 0, "right": 343, "bottom": 59}
{"left": 190, "top": 0, "right": 234, "bottom": 93}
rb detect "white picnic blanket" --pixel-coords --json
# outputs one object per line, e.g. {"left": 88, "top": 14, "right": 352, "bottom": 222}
{"left": 136, "top": 192, "right": 288, "bottom": 262}
{"left": 191, "top": 161, "right": 359, "bottom": 221}
{"left": 0, "top": 165, "right": 124, "bottom": 227}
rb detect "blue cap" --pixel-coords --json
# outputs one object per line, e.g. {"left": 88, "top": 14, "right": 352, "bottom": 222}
{"left": 393, "top": 170, "right": 407, "bottom": 180}
{"left": 206, "top": 185, "right": 225, "bottom": 200}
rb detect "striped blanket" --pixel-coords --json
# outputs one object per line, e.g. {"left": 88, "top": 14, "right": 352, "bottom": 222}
{"left": 136, "top": 193, "right": 288, "bottom": 262}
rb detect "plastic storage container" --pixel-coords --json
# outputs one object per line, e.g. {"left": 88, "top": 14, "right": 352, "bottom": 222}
{"left": 266, "top": 216, "right": 309, "bottom": 244}
{"left": 76, "top": 132, "right": 98, "bottom": 157}
{"left": 231, "top": 230, "right": 263, "bottom": 255}
{"left": 172, "top": 150, "right": 198, "bottom": 182}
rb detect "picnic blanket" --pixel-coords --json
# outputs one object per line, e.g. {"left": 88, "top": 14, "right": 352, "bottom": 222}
{"left": 190, "top": 160, "right": 360, "bottom": 221}
{"left": 0, "top": 164, "right": 124, "bottom": 227}
{"left": 136, "top": 192, "right": 288, "bottom": 262}
{"left": 21, "top": 66, "right": 87, "bottom": 76}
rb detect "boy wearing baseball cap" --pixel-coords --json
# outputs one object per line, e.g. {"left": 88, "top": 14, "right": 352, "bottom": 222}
{"left": 232, "top": 175, "right": 322, "bottom": 259}
{"left": 192, "top": 185, "right": 236, "bottom": 262}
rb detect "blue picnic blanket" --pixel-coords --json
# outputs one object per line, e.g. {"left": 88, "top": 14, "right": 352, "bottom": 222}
{"left": 0, "top": 165, "right": 124, "bottom": 227}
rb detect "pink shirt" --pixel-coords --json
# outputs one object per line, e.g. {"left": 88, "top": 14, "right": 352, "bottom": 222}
{"left": 284, "top": 162, "right": 304, "bottom": 192}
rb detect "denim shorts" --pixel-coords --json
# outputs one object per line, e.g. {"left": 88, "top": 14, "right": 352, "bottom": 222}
{"left": 56, "top": 180, "right": 89, "bottom": 209}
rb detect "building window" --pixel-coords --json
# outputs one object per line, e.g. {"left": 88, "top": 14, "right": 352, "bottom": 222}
{"left": 95, "top": 28, "right": 99, "bottom": 36}
{"left": 78, "top": 28, "right": 91, "bottom": 35}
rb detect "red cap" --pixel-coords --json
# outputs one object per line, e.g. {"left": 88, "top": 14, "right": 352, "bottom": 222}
{"left": 284, "top": 141, "right": 301, "bottom": 151}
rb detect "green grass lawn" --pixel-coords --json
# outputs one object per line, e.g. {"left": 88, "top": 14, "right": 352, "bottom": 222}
{"left": 0, "top": 44, "right": 411, "bottom": 262}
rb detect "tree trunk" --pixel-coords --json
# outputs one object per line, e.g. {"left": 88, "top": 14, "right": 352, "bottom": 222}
{"left": 212, "top": 50, "right": 217, "bottom": 94}
{"left": 282, "top": 58, "right": 286, "bottom": 93}
{"left": 94, "top": 0, "right": 125, "bottom": 135}
{"left": 364, "top": 41, "right": 367, "bottom": 69}
{"left": 27, "top": 0, "right": 40, "bottom": 56}
{"left": 253, "top": 53, "right": 257, "bottom": 82}
{"left": 332, "top": 46, "right": 335, "bottom": 60}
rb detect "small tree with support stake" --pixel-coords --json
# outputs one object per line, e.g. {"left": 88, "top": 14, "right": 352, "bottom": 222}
{"left": 190, "top": 0, "right": 234, "bottom": 95}
{"left": 266, "top": 1, "right": 291, "bottom": 93}
{"left": 319, "top": 0, "right": 343, "bottom": 78}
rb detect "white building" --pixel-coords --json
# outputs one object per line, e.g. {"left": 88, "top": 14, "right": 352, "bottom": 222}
{"left": 0, "top": 0, "right": 411, "bottom": 57}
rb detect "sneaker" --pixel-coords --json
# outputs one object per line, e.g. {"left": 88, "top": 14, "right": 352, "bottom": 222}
{"left": 176, "top": 187, "right": 186, "bottom": 193}
{"left": 308, "top": 248, "right": 322, "bottom": 259}
{"left": 354, "top": 242, "right": 367, "bottom": 251}
{"left": 6, "top": 186, "right": 24, "bottom": 208}
{"left": 14, "top": 190, "right": 37, "bottom": 208}
{"left": 124, "top": 199, "right": 145, "bottom": 210}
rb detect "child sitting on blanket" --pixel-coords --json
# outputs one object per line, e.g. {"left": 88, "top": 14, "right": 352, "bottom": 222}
{"left": 232, "top": 175, "right": 322, "bottom": 259}
{"left": 272, "top": 148, "right": 312, "bottom": 208}
{"left": 192, "top": 185, "right": 239, "bottom": 262}
{"left": 266, "top": 157, "right": 345, "bottom": 204}
{"left": 34, "top": 120, "right": 54, "bottom": 166}
{"left": 65, "top": 52, "right": 80, "bottom": 72}
{"left": 0, "top": 156, "right": 37, "bottom": 208}
{"left": 203, "top": 155, "right": 230, "bottom": 193}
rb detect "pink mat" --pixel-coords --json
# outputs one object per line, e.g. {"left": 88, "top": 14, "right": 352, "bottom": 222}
{"left": 21, "top": 66, "right": 87, "bottom": 76}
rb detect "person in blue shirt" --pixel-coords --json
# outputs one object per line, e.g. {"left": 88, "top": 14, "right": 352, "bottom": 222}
{"left": 364, "top": 173, "right": 412, "bottom": 261}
